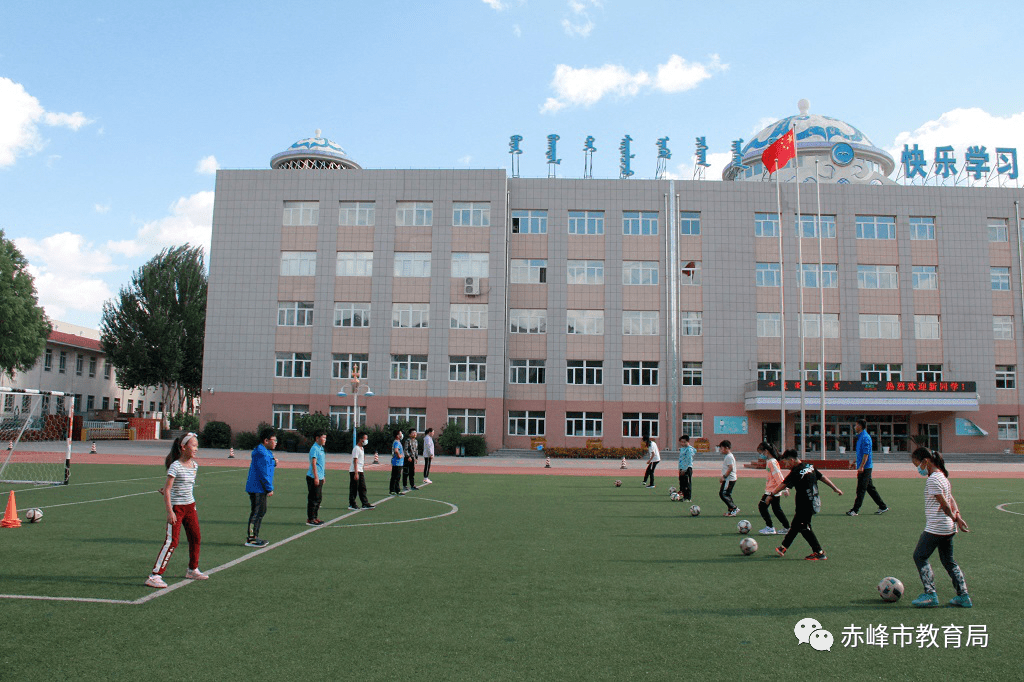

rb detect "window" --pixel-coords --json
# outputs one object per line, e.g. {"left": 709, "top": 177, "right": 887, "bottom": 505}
{"left": 509, "top": 359, "right": 546, "bottom": 384}
{"left": 448, "top": 408, "right": 485, "bottom": 435}
{"left": 800, "top": 313, "right": 839, "bottom": 338}
{"left": 88, "top": 357, "right": 96, "bottom": 377}
{"left": 451, "top": 253, "right": 489, "bottom": 278}
{"left": 997, "top": 415, "right": 1019, "bottom": 440}
{"left": 104, "top": 361, "right": 111, "bottom": 380}
{"left": 338, "top": 201, "right": 375, "bottom": 226}
{"left": 392, "top": 303, "right": 430, "bottom": 328}
{"left": 395, "top": 201, "right": 432, "bottom": 226}
{"left": 510, "top": 259, "right": 547, "bottom": 283}
{"left": 861, "top": 363, "right": 902, "bottom": 382}
{"left": 859, "top": 314, "right": 901, "bottom": 339}
{"left": 279, "top": 301, "right": 315, "bottom": 327}
{"left": 680, "top": 413, "right": 703, "bottom": 438}
{"left": 623, "top": 211, "right": 658, "bottom": 235}
{"left": 857, "top": 265, "right": 898, "bottom": 289}
{"left": 566, "top": 411, "right": 602, "bottom": 437}
{"left": 754, "top": 212, "right": 779, "bottom": 237}
{"left": 102, "top": 397, "right": 109, "bottom": 410}
{"left": 150, "top": 401, "right": 155, "bottom": 412}
{"left": 855, "top": 215, "right": 896, "bottom": 239}
{"left": 389, "top": 408, "right": 427, "bottom": 432}
{"left": 509, "top": 411, "right": 545, "bottom": 436}
{"left": 567, "top": 360, "right": 603, "bottom": 385}
{"left": 567, "top": 310, "right": 604, "bottom": 335}
{"left": 757, "top": 362, "right": 781, "bottom": 381}
{"left": 453, "top": 202, "right": 490, "bottom": 227}
{"left": 798, "top": 264, "right": 838, "bottom": 288}
{"left": 568, "top": 210, "right": 604, "bottom": 235}
{"left": 88, "top": 396, "right": 96, "bottom": 411}
{"left": 909, "top": 216, "right": 935, "bottom": 240}
{"left": 59, "top": 351, "right": 67, "bottom": 374}
{"left": 283, "top": 201, "right": 318, "bottom": 226}
{"left": 449, "top": 356, "right": 487, "bottom": 382}
{"left": 622, "top": 311, "right": 658, "bottom": 336}
{"left": 76, "top": 354, "right": 83, "bottom": 376}
{"left": 394, "top": 253, "right": 431, "bottom": 277}
{"left": 912, "top": 266, "right": 938, "bottom": 290}
{"left": 336, "top": 252, "right": 373, "bottom": 277}
{"left": 281, "top": 251, "right": 317, "bottom": 276}
{"left": 988, "top": 218, "right": 1009, "bottom": 242}
{"left": 623, "top": 361, "right": 659, "bottom": 386}
{"left": 275, "top": 352, "right": 311, "bottom": 378}
{"left": 567, "top": 260, "right": 604, "bottom": 285}
{"left": 991, "top": 267, "right": 1011, "bottom": 291}
{"left": 914, "top": 315, "right": 940, "bottom": 340}
{"left": 332, "top": 353, "right": 368, "bottom": 379}
{"left": 44, "top": 348, "right": 52, "bottom": 371}
{"left": 916, "top": 364, "right": 942, "bottom": 382}
{"left": 450, "top": 304, "right": 488, "bottom": 329}
{"left": 681, "top": 361, "right": 703, "bottom": 386}
{"left": 331, "top": 405, "right": 367, "bottom": 431}
{"left": 996, "top": 365, "right": 1016, "bottom": 389}
{"left": 681, "top": 260, "right": 702, "bottom": 286}
{"left": 391, "top": 354, "right": 428, "bottom": 381}
{"left": 679, "top": 211, "right": 701, "bottom": 235}
{"left": 681, "top": 311, "right": 702, "bottom": 336}
{"left": 273, "top": 404, "right": 309, "bottom": 431}
{"left": 994, "top": 315, "right": 1014, "bottom": 340}
{"left": 509, "top": 309, "right": 546, "bottom": 334}
{"left": 113, "top": 398, "right": 119, "bottom": 412}
{"left": 804, "top": 362, "right": 841, "bottom": 381}
{"left": 756, "top": 263, "right": 781, "bottom": 287}
{"left": 796, "top": 215, "right": 836, "bottom": 238}
{"left": 334, "top": 302, "right": 370, "bottom": 328}
{"left": 510, "top": 209, "right": 547, "bottom": 234}
{"left": 622, "top": 413, "right": 659, "bottom": 438}
{"left": 623, "top": 261, "right": 658, "bottom": 285}
{"left": 757, "top": 313, "right": 781, "bottom": 338}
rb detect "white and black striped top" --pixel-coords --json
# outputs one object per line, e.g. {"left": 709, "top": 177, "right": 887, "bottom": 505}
{"left": 168, "top": 460, "right": 197, "bottom": 506}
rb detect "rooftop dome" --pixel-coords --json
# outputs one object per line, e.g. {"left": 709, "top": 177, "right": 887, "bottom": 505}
{"left": 723, "top": 100, "right": 894, "bottom": 184}
{"left": 270, "top": 130, "right": 362, "bottom": 170}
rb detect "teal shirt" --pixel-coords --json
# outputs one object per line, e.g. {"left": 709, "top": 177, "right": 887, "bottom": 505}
{"left": 307, "top": 442, "right": 325, "bottom": 479}
{"left": 678, "top": 445, "right": 695, "bottom": 469}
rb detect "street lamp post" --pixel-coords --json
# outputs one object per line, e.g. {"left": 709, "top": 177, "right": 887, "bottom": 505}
{"left": 336, "top": 369, "right": 373, "bottom": 450}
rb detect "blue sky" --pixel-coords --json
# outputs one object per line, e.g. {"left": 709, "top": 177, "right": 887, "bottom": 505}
{"left": 2, "top": 0, "right": 1023, "bottom": 328}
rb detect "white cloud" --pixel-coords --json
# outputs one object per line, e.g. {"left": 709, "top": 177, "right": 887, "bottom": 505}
{"left": 562, "top": 0, "right": 600, "bottom": 37}
{"left": 654, "top": 54, "right": 726, "bottom": 93}
{"left": 458, "top": 155, "right": 472, "bottom": 165}
{"left": 481, "top": 0, "right": 507, "bottom": 9}
{"left": 195, "top": 155, "right": 219, "bottom": 175}
{"left": 15, "top": 232, "right": 117, "bottom": 322}
{"left": 513, "top": 23, "right": 522, "bottom": 37}
{"left": 134, "top": 191, "right": 215, "bottom": 257}
{"left": 666, "top": 151, "right": 733, "bottom": 182}
{"left": 0, "top": 77, "right": 93, "bottom": 166}
{"left": 94, "top": 203, "right": 111, "bottom": 214}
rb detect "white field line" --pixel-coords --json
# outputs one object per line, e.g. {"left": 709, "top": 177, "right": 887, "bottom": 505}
{"left": 995, "top": 501, "right": 1024, "bottom": 515}
{"left": 9, "top": 468, "right": 243, "bottom": 496}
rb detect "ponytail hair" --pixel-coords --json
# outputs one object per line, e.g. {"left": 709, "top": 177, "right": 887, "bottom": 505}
{"left": 911, "top": 446, "right": 949, "bottom": 478}
{"left": 165, "top": 436, "right": 185, "bottom": 470}
{"left": 757, "top": 441, "right": 778, "bottom": 459}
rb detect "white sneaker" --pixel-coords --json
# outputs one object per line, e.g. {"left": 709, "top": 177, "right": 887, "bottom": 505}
{"left": 780, "top": 528, "right": 790, "bottom": 534}
{"left": 758, "top": 527, "right": 777, "bottom": 535}
{"left": 146, "top": 574, "right": 168, "bottom": 589}
{"left": 185, "top": 568, "right": 209, "bottom": 580}
{"left": 423, "top": 478, "right": 432, "bottom": 484}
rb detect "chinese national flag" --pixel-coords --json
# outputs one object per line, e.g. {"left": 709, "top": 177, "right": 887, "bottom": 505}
{"left": 761, "top": 129, "right": 796, "bottom": 173}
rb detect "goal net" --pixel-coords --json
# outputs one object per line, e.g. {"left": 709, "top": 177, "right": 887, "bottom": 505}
{"left": 0, "top": 389, "right": 74, "bottom": 485}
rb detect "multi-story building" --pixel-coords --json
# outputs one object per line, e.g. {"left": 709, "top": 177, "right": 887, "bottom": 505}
{"left": 201, "top": 114, "right": 1024, "bottom": 455}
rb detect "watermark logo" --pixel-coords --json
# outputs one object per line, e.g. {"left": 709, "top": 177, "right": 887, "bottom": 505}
{"left": 794, "top": 617, "right": 833, "bottom": 651}
{"left": 795, "top": 618, "right": 988, "bottom": 650}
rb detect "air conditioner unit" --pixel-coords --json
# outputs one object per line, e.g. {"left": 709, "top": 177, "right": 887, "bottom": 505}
{"left": 464, "top": 276, "right": 480, "bottom": 295}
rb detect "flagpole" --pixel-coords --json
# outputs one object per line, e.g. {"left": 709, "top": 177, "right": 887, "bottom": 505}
{"left": 794, "top": 126, "right": 806, "bottom": 456}
{"left": 816, "top": 159, "right": 826, "bottom": 459}
{"left": 775, "top": 159, "right": 786, "bottom": 452}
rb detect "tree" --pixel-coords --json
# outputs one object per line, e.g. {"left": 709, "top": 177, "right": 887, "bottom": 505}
{"left": 100, "top": 245, "right": 207, "bottom": 420}
{"left": 0, "top": 230, "right": 51, "bottom": 379}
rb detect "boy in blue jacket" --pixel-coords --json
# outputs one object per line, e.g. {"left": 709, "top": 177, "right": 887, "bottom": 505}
{"left": 245, "top": 427, "right": 278, "bottom": 547}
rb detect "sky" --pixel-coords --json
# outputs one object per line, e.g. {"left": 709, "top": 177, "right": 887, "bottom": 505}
{"left": 2, "top": 0, "right": 1023, "bottom": 329}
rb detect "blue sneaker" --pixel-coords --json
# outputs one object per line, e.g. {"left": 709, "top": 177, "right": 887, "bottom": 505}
{"left": 949, "top": 594, "right": 973, "bottom": 608}
{"left": 912, "top": 592, "right": 939, "bottom": 608}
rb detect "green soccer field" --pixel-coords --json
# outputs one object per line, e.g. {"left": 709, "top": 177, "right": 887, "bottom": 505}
{"left": 1, "top": 464, "right": 1021, "bottom": 681}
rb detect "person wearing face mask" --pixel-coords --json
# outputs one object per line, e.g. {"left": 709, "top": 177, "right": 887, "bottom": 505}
{"left": 349, "top": 431, "right": 375, "bottom": 510}
{"left": 909, "top": 447, "right": 971, "bottom": 608}
{"left": 756, "top": 442, "right": 789, "bottom": 536}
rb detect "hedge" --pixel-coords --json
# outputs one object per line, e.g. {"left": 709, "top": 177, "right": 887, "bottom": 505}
{"left": 544, "top": 446, "right": 647, "bottom": 460}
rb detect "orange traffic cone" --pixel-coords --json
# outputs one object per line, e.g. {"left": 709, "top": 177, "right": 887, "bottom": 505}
{"left": 544, "top": 456, "right": 551, "bottom": 468}
{"left": 228, "top": 447, "right": 235, "bottom": 459}
{"left": 90, "top": 442, "right": 97, "bottom": 454}
{"left": 1, "top": 490, "right": 21, "bottom": 528}
{"left": 620, "top": 457, "right": 627, "bottom": 470}
{"left": 373, "top": 452, "right": 379, "bottom": 465}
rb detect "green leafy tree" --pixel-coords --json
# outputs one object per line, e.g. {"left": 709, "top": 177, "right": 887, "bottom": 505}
{"left": 100, "top": 245, "right": 207, "bottom": 422}
{"left": 0, "top": 230, "right": 51, "bottom": 379}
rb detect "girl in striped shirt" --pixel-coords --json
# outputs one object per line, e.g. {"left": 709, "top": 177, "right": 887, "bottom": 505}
{"left": 910, "top": 447, "right": 971, "bottom": 608}
{"left": 146, "top": 433, "right": 208, "bottom": 588}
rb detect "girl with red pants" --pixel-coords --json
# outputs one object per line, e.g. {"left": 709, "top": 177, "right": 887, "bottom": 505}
{"left": 146, "top": 433, "right": 209, "bottom": 588}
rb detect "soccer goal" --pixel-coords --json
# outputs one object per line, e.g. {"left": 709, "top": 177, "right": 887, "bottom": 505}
{"left": 0, "top": 388, "right": 74, "bottom": 485}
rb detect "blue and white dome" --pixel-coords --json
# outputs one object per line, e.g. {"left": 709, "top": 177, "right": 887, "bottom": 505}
{"left": 270, "top": 130, "right": 362, "bottom": 170}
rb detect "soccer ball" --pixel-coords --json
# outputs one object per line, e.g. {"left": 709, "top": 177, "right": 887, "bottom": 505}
{"left": 25, "top": 508, "right": 43, "bottom": 523}
{"left": 737, "top": 520, "right": 752, "bottom": 534}
{"left": 690, "top": 505, "right": 701, "bottom": 516}
{"left": 740, "top": 537, "right": 758, "bottom": 555}
{"left": 669, "top": 486, "right": 677, "bottom": 494}
{"left": 878, "top": 576, "right": 904, "bottom": 602}
{"left": 670, "top": 492, "right": 680, "bottom": 501}
{"left": 614, "top": 480, "right": 622, "bottom": 487}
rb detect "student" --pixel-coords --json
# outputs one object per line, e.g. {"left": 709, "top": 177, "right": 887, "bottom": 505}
{"left": 769, "top": 449, "right": 843, "bottom": 560}
{"left": 146, "top": 433, "right": 207, "bottom": 588}
{"left": 422, "top": 427, "right": 435, "bottom": 484}
{"left": 677, "top": 435, "right": 695, "bottom": 502}
{"left": 756, "top": 442, "right": 790, "bottom": 535}
{"left": 349, "top": 431, "right": 374, "bottom": 510}
{"left": 641, "top": 435, "right": 660, "bottom": 488}
{"left": 403, "top": 429, "right": 420, "bottom": 491}
{"left": 390, "top": 430, "right": 405, "bottom": 495}
{"left": 847, "top": 418, "right": 889, "bottom": 516}
{"left": 245, "top": 427, "right": 277, "bottom": 547}
{"left": 306, "top": 429, "right": 327, "bottom": 526}
{"left": 718, "top": 440, "right": 739, "bottom": 516}
{"left": 909, "top": 447, "right": 971, "bottom": 608}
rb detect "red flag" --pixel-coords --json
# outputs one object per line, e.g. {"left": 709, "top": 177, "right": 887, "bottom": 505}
{"left": 761, "top": 129, "right": 796, "bottom": 173}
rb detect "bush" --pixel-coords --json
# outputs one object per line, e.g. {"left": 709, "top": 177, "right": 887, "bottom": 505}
{"left": 544, "top": 446, "right": 646, "bottom": 460}
{"left": 462, "top": 435, "right": 488, "bottom": 457}
{"left": 170, "top": 412, "right": 200, "bottom": 432}
{"left": 234, "top": 431, "right": 259, "bottom": 451}
{"left": 294, "top": 412, "right": 331, "bottom": 438}
{"left": 278, "top": 430, "right": 304, "bottom": 453}
{"left": 325, "top": 428, "right": 352, "bottom": 454}
{"left": 438, "top": 422, "right": 464, "bottom": 455}
{"left": 200, "top": 421, "right": 231, "bottom": 448}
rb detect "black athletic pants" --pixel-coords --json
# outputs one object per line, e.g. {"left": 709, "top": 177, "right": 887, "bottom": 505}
{"left": 389, "top": 465, "right": 403, "bottom": 494}
{"left": 719, "top": 479, "right": 737, "bottom": 511}
{"left": 305, "top": 476, "right": 323, "bottom": 521}
{"left": 758, "top": 493, "right": 789, "bottom": 529}
{"left": 642, "top": 461, "right": 658, "bottom": 486}
{"left": 247, "top": 492, "right": 268, "bottom": 540}
{"left": 851, "top": 468, "right": 887, "bottom": 512}
{"left": 349, "top": 471, "right": 370, "bottom": 507}
{"left": 678, "top": 467, "right": 692, "bottom": 499}
{"left": 402, "top": 457, "right": 416, "bottom": 487}
{"left": 423, "top": 457, "right": 432, "bottom": 479}
{"left": 781, "top": 511, "right": 822, "bottom": 553}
